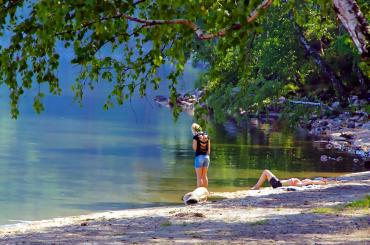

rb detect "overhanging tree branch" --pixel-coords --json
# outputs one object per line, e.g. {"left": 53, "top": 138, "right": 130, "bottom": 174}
{"left": 118, "top": 0, "right": 273, "bottom": 40}
{"left": 56, "top": 0, "right": 272, "bottom": 40}
{"left": 247, "top": 0, "right": 273, "bottom": 23}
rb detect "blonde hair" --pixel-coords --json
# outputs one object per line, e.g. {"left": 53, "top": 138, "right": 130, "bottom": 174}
{"left": 191, "top": 123, "right": 202, "bottom": 136}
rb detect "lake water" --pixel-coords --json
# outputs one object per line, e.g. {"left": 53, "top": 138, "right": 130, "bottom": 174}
{"left": 0, "top": 66, "right": 365, "bottom": 226}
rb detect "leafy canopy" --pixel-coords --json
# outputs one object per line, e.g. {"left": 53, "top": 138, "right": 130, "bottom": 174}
{"left": 0, "top": 0, "right": 275, "bottom": 118}
{"left": 0, "top": 0, "right": 367, "bottom": 121}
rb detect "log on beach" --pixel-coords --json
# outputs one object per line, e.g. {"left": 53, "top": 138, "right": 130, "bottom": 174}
{"left": 182, "top": 187, "right": 209, "bottom": 205}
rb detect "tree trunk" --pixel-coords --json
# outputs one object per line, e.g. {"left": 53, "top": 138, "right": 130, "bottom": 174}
{"left": 355, "top": 64, "right": 368, "bottom": 98}
{"left": 333, "top": 0, "right": 370, "bottom": 58}
{"left": 296, "top": 27, "right": 346, "bottom": 101}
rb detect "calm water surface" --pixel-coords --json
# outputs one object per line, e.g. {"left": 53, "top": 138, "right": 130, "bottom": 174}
{"left": 0, "top": 76, "right": 365, "bottom": 227}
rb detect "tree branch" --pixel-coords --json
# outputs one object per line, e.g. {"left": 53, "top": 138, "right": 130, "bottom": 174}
{"left": 295, "top": 23, "right": 346, "bottom": 101}
{"left": 1, "top": 0, "right": 22, "bottom": 12}
{"left": 57, "top": 0, "right": 272, "bottom": 40}
{"left": 247, "top": 0, "right": 273, "bottom": 23}
{"left": 133, "top": 0, "right": 146, "bottom": 5}
{"left": 119, "top": 0, "right": 273, "bottom": 40}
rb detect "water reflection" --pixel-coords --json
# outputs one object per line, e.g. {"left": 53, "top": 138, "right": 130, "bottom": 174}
{"left": 0, "top": 97, "right": 366, "bottom": 226}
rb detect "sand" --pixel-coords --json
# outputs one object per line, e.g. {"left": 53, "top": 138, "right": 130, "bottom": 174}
{"left": 0, "top": 171, "right": 369, "bottom": 244}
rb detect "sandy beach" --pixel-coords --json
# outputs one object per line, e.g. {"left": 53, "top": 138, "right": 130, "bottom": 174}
{"left": 0, "top": 171, "right": 369, "bottom": 244}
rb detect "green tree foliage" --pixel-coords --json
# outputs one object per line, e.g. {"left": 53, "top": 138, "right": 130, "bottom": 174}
{"left": 194, "top": 1, "right": 369, "bottom": 125}
{"left": 0, "top": 0, "right": 368, "bottom": 120}
{"left": 0, "top": 0, "right": 274, "bottom": 118}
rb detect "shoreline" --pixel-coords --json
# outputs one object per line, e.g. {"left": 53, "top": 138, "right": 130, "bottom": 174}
{"left": 156, "top": 93, "right": 370, "bottom": 162}
{"left": 1, "top": 171, "right": 369, "bottom": 244}
{"left": 308, "top": 111, "right": 370, "bottom": 163}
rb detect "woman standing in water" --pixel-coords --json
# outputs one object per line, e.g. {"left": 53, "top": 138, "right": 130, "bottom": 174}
{"left": 191, "top": 123, "right": 211, "bottom": 188}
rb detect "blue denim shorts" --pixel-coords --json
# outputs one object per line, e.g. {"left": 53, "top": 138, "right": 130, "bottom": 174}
{"left": 194, "top": 155, "right": 210, "bottom": 168}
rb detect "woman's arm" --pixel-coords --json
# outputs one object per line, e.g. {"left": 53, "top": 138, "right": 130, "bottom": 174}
{"left": 207, "top": 139, "right": 211, "bottom": 155}
{"left": 192, "top": 139, "right": 197, "bottom": 151}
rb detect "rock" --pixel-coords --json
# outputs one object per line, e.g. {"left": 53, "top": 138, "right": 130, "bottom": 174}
{"left": 336, "top": 156, "right": 343, "bottom": 162}
{"left": 354, "top": 150, "right": 366, "bottom": 157}
{"left": 331, "top": 101, "right": 341, "bottom": 109}
{"left": 331, "top": 120, "right": 342, "bottom": 127}
{"left": 350, "top": 95, "right": 358, "bottom": 102}
{"left": 278, "top": 96, "right": 286, "bottom": 104}
{"left": 325, "top": 143, "right": 334, "bottom": 150}
{"left": 331, "top": 141, "right": 350, "bottom": 150}
{"left": 319, "top": 121, "right": 329, "bottom": 127}
{"left": 361, "top": 122, "right": 370, "bottom": 130}
{"left": 182, "top": 187, "right": 209, "bottom": 205}
{"left": 331, "top": 136, "right": 347, "bottom": 141}
{"left": 320, "top": 155, "right": 328, "bottom": 162}
{"left": 339, "top": 112, "right": 350, "bottom": 120}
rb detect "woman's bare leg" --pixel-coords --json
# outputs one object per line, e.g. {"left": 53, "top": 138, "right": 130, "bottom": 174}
{"left": 201, "top": 167, "right": 208, "bottom": 188}
{"left": 251, "top": 169, "right": 277, "bottom": 190}
{"left": 301, "top": 179, "right": 328, "bottom": 186}
{"left": 195, "top": 168, "right": 203, "bottom": 187}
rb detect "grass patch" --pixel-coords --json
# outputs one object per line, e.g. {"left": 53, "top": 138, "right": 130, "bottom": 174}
{"left": 311, "top": 195, "right": 370, "bottom": 215}
{"left": 160, "top": 220, "right": 172, "bottom": 227}
{"left": 250, "top": 220, "right": 268, "bottom": 226}
{"left": 311, "top": 207, "right": 339, "bottom": 214}
{"left": 346, "top": 195, "right": 369, "bottom": 209}
{"left": 364, "top": 104, "right": 370, "bottom": 114}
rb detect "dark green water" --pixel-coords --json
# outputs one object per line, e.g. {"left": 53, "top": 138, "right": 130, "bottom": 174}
{"left": 0, "top": 64, "right": 365, "bottom": 226}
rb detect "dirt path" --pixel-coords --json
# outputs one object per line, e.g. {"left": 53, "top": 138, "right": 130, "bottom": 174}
{"left": 0, "top": 172, "right": 369, "bottom": 244}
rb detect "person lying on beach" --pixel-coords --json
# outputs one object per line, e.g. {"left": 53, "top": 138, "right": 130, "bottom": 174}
{"left": 251, "top": 169, "right": 330, "bottom": 190}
